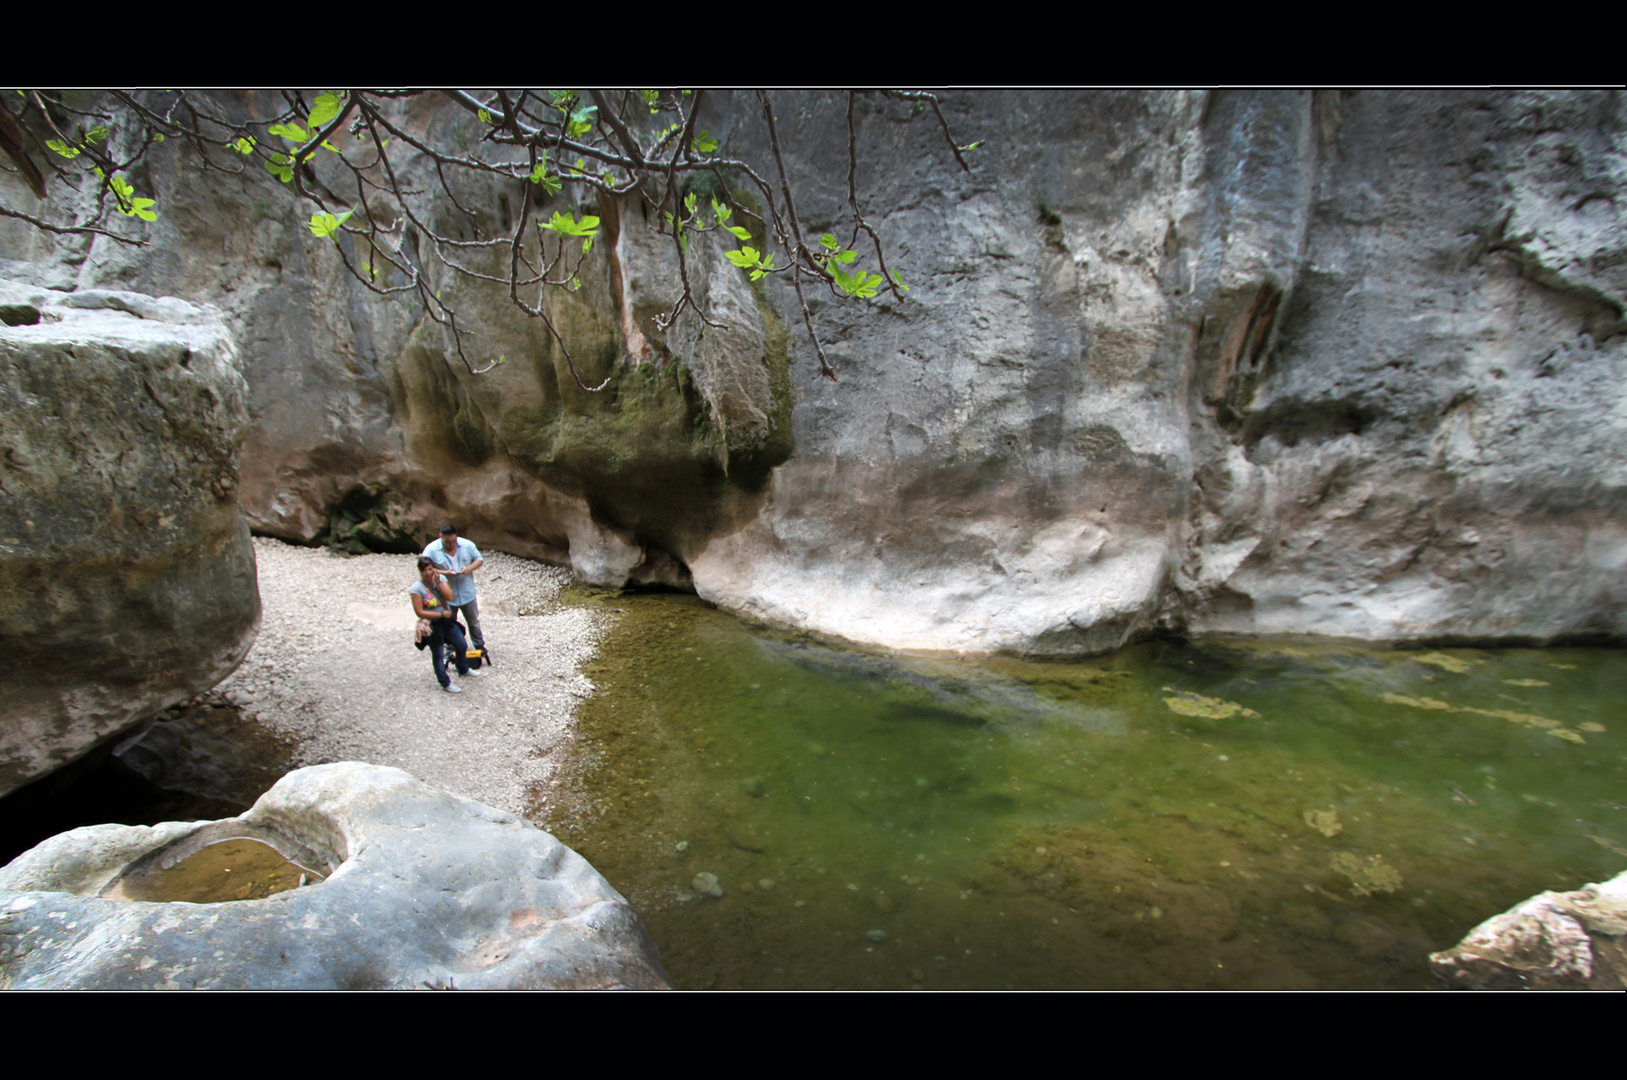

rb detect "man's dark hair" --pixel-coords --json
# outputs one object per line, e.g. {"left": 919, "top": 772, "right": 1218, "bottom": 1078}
{"left": 439, "top": 523, "right": 457, "bottom": 535}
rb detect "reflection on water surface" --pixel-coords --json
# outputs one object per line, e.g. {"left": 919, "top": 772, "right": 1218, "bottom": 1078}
{"left": 544, "top": 593, "right": 1627, "bottom": 989}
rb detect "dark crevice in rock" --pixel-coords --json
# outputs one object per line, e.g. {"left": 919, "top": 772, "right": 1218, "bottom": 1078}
{"left": 1206, "top": 283, "right": 1285, "bottom": 420}
{"left": 1239, "top": 396, "right": 1379, "bottom": 449}
{"left": 624, "top": 545, "right": 695, "bottom": 593}
{"left": 0, "top": 303, "right": 40, "bottom": 326}
{"left": 0, "top": 698, "right": 295, "bottom": 866}
{"left": 310, "top": 485, "right": 422, "bottom": 555}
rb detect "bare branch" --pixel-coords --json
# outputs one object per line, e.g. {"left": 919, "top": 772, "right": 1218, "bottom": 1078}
{"left": 878, "top": 90, "right": 975, "bottom": 173}
{"left": 846, "top": 92, "right": 907, "bottom": 303}
{"left": 759, "top": 91, "right": 837, "bottom": 382}
{"left": 589, "top": 89, "right": 646, "bottom": 168}
{"left": 0, "top": 202, "right": 148, "bottom": 246}
{"left": 652, "top": 91, "right": 727, "bottom": 335}
{"left": 443, "top": 90, "right": 535, "bottom": 136}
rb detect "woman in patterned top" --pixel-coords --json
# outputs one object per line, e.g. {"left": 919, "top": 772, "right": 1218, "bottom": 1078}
{"left": 409, "top": 556, "right": 472, "bottom": 693}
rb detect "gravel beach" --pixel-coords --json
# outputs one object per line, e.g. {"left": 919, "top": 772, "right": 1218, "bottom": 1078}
{"left": 214, "top": 537, "right": 609, "bottom": 819}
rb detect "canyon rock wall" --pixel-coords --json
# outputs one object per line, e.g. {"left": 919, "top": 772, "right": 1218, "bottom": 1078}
{"left": 695, "top": 90, "right": 1627, "bottom": 652}
{"left": 0, "top": 283, "right": 258, "bottom": 796}
{"left": 2, "top": 90, "right": 1621, "bottom": 655}
{"left": 0, "top": 93, "right": 790, "bottom": 591}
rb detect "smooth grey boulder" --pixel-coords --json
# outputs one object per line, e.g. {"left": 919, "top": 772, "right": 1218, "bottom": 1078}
{"left": 0, "top": 281, "right": 258, "bottom": 796}
{"left": 1430, "top": 869, "right": 1627, "bottom": 990}
{"left": 0, "top": 762, "right": 671, "bottom": 989}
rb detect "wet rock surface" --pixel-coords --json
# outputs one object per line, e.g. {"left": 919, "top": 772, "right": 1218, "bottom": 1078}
{"left": 0, "top": 762, "right": 671, "bottom": 989}
{"left": 0, "top": 281, "right": 258, "bottom": 797}
{"left": 1430, "top": 869, "right": 1627, "bottom": 989}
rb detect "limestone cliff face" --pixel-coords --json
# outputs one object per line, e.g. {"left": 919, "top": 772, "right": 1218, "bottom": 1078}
{"left": 0, "top": 283, "right": 258, "bottom": 796}
{"left": 693, "top": 89, "right": 1627, "bottom": 652}
{"left": 0, "top": 93, "right": 792, "bottom": 590}
{"left": 2, "top": 90, "right": 1621, "bottom": 655}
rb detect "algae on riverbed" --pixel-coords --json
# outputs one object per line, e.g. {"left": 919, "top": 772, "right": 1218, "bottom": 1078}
{"left": 1379, "top": 692, "right": 1585, "bottom": 743}
{"left": 543, "top": 598, "right": 1627, "bottom": 989}
{"left": 1329, "top": 852, "right": 1404, "bottom": 898}
{"left": 1162, "top": 690, "right": 1261, "bottom": 721}
{"left": 1304, "top": 807, "right": 1342, "bottom": 838}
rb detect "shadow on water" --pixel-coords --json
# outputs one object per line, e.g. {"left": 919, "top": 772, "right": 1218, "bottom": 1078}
{"left": 882, "top": 703, "right": 989, "bottom": 729}
{"left": 761, "top": 637, "right": 1127, "bottom": 735}
{"left": 543, "top": 593, "right": 1627, "bottom": 990}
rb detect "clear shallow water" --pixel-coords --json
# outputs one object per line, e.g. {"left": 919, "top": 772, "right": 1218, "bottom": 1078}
{"left": 106, "top": 838, "right": 318, "bottom": 904}
{"left": 544, "top": 593, "right": 1627, "bottom": 989}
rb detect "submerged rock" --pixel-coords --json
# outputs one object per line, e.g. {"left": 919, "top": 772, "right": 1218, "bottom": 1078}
{"left": 1328, "top": 852, "right": 1404, "bottom": 898}
{"left": 1303, "top": 808, "right": 1343, "bottom": 839}
{"left": 1430, "top": 870, "right": 1627, "bottom": 990}
{"left": 1162, "top": 690, "right": 1261, "bottom": 721}
{"left": 0, "top": 762, "right": 670, "bottom": 989}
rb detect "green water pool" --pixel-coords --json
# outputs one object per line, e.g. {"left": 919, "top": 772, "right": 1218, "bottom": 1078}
{"left": 543, "top": 593, "right": 1627, "bottom": 989}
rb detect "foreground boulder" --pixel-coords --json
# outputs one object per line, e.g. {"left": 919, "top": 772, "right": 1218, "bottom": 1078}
{"left": 1430, "top": 870, "right": 1627, "bottom": 989}
{"left": 0, "top": 762, "right": 671, "bottom": 989}
{"left": 0, "top": 282, "right": 258, "bottom": 796}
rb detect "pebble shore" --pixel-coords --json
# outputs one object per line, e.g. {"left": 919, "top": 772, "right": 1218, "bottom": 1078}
{"left": 213, "top": 537, "right": 609, "bottom": 819}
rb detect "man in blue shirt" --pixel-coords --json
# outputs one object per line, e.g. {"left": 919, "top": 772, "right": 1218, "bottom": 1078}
{"left": 422, "top": 524, "right": 487, "bottom": 661}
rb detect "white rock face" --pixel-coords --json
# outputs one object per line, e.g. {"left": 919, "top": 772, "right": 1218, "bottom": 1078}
{"left": 693, "top": 90, "right": 1627, "bottom": 653}
{"left": 5, "top": 91, "right": 1623, "bottom": 655}
{"left": 0, "top": 763, "right": 671, "bottom": 989}
{"left": 1430, "top": 870, "right": 1627, "bottom": 990}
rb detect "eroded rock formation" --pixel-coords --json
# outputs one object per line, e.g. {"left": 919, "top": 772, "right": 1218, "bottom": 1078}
{"left": 0, "top": 762, "right": 671, "bottom": 989}
{"left": 2, "top": 90, "right": 1621, "bottom": 655}
{"left": 0, "top": 93, "right": 791, "bottom": 592}
{"left": 0, "top": 282, "right": 258, "bottom": 796}
{"left": 1430, "top": 869, "right": 1627, "bottom": 989}
{"left": 696, "top": 90, "right": 1627, "bottom": 653}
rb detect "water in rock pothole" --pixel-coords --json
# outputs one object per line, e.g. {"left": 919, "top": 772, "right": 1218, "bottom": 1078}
{"left": 544, "top": 593, "right": 1627, "bottom": 989}
{"left": 106, "top": 837, "right": 321, "bottom": 904}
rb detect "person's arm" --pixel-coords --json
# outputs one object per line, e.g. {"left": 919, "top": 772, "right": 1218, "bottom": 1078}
{"left": 436, "top": 578, "right": 455, "bottom": 609}
{"left": 443, "top": 547, "right": 483, "bottom": 576}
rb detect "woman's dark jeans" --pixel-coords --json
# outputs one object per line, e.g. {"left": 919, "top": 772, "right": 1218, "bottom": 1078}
{"left": 427, "top": 618, "right": 469, "bottom": 687}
